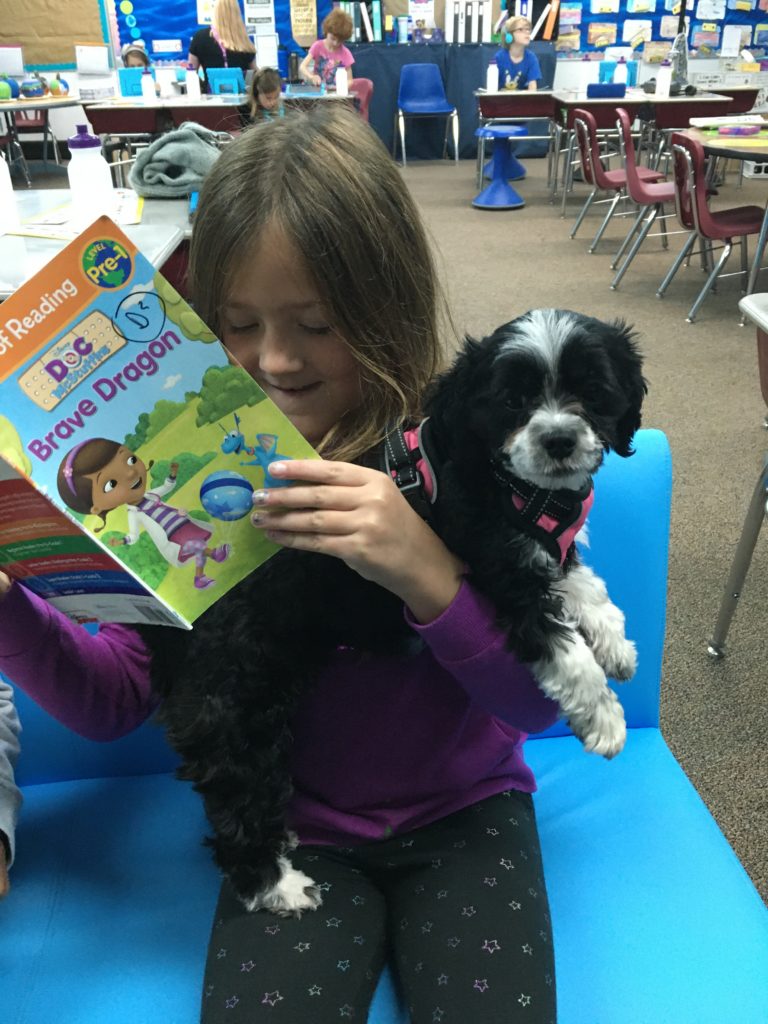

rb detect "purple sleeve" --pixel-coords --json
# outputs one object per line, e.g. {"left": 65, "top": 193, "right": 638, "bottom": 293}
{"left": 0, "top": 583, "right": 158, "bottom": 741}
{"left": 406, "top": 580, "right": 560, "bottom": 735}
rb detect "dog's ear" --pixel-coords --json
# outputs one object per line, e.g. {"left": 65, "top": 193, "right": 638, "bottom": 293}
{"left": 608, "top": 320, "right": 647, "bottom": 457}
{"left": 424, "top": 334, "right": 489, "bottom": 445}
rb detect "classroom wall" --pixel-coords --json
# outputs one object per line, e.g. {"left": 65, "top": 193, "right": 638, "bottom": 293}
{"left": 0, "top": 0, "right": 106, "bottom": 69}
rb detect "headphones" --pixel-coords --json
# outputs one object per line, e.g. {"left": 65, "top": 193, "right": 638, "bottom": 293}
{"left": 505, "top": 32, "right": 513, "bottom": 43}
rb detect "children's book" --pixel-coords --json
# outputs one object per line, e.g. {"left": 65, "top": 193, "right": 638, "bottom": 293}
{"left": 0, "top": 217, "right": 319, "bottom": 630}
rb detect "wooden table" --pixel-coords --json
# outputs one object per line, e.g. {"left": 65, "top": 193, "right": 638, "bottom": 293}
{"left": 553, "top": 89, "right": 733, "bottom": 214}
{"left": 473, "top": 90, "right": 558, "bottom": 187}
{"left": 83, "top": 93, "right": 250, "bottom": 136}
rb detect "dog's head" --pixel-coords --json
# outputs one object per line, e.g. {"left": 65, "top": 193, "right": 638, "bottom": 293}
{"left": 425, "top": 309, "right": 646, "bottom": 491}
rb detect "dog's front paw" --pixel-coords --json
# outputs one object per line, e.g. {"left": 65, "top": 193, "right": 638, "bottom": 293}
{"left": 242, "top": 858, "right": 323, "bottom": 918}
{"left": 596, "top": 636, "right": 637, "bottom": 683}
{"left": 570, "top": 689, "right": 626, "bottom": 759}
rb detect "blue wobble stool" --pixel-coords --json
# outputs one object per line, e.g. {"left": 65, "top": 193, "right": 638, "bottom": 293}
{"left": 472, "top": 125, "right": 528, "bottom": 210}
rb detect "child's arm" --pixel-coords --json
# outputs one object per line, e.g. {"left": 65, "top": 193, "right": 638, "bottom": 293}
{"left": 0, "top": 677, "right": 21, "bottom": 897}
{"left": 0, "top": 574, "right": 157, "bottom": 741}
{"left": 299, "top": 49, "right": 321, "bottom": 86}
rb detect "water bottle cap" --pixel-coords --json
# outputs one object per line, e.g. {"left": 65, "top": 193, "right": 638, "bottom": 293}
{"left": 67, "top": 124, "right": 101, "bottom": 149}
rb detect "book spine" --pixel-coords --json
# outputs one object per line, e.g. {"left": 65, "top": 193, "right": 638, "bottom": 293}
{"left": 471, "top": 0, "right": 480, "bottom": 43}
{"left": 352, "top": 3, "right": 362, "bottom": 42}
{"left": 458, "top": 0, "right": 467, "bottom": 44}
{"left": 371, "top": 0, "right": 383, "bottom": 41}
{"left": 359, "top": 2, "right": 374, "bottom": 42}
{"left": 481, "top": 0, "right": 492, "bottom": 43}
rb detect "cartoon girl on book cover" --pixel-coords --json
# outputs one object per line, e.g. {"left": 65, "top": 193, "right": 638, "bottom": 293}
{"left": 56, "top": 438, "right": 230, "bottom": 590}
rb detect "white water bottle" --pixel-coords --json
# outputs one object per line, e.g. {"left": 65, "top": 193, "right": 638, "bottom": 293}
{"left": 655, "top": 59, "right": 672, "bottom": 99}
{"left": 67, "top": 124, "right": 115, "bottom": 227}
{"left": 185, "top": 65, "right": 201, "bottom": 100}
{"left": 0, "top": 152, "right": 20, "bottom": 234}
{"left": 335, "top": 65, "right": 349, "bottom": 96}
{"left": 614, "top": 57, "right": 628, "bottom": 85}
{"left": 140, "top": 68, "right": 156, "bottom": 102}
{"left": 485, "top": 59, "right": 499, "bottom": 92}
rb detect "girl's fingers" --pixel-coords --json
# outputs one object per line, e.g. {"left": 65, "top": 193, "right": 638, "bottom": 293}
{"left": 268, "top": 460, "right": 373, "bottom": 485}
{"left": 251, "top": 509, "right": 355, "bottom": 535}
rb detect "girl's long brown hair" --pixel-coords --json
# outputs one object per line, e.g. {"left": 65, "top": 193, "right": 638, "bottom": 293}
{"left": 212, "top": 0, "right": 255, "bottom": 53}
{"left": 189, "top": 105, "right": 450, "bottom": 463}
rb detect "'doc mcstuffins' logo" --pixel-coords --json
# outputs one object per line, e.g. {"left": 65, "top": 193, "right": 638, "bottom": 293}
{"left": 81, "top": 238, "right": 134, "bottom": 290}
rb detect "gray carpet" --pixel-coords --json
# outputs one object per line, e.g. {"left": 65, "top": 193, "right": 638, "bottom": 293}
{"left": 402, "top": 155, "right": 767, "bottom": 903}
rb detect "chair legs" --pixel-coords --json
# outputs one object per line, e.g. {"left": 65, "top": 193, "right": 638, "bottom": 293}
{"left": 610, "top": 203, "right": 672, "bottom": 290}
{"left": 707, "top": 455, "right": 768, "bottom": 660}
{"left": 588, "top": 191, "right": 624, "bottom": 253}
{"left": 394, "top": 111, "right": 459, "bottom": 166}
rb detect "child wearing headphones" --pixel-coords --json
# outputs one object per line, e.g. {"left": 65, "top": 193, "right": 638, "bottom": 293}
{"left": 248, "top": 67, "right": 285, "bottom": 122}
{"left": 495, "top": 16, "right": 542, "bottom": 91}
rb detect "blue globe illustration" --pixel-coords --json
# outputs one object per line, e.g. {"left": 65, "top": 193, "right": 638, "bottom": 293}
{"left": 199, "top": 470, "right": 254, "bottom": 521}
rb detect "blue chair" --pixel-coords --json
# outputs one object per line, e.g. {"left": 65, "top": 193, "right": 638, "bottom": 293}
{"left": 472, "top": 124, "right": 528, "bottom": 210}
{"left": 206, "top": 67, "right": 245, "bottom": 95}
{"left": 3, "top": 431, "right": 768, "bottom": 1022}
{"left": 393, "top": 63, "right": 458, "bottom": 167}
{"left": 118, "top": 67, "right": 154, "bottom": 98}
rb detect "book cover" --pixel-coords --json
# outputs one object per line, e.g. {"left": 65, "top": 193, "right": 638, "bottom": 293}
{"left": 470, "top": 0, "right": 480, "bottom": 42}
{"left": 0, "top": 217, "right": 319, "bottom": 629}
{"left": 359, "top": 1, "right": 374, "bottom": 42}
{"left": 371, "top": 0, "right": 383, "bottom": 40}
{"left": 458, "top": 0, "right": 467, "bottom": 43}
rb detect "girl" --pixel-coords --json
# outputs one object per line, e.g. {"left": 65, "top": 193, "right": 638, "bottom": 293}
{"left": 299, "top": 7, "right": 355, "bottom": 89}
{"left": 248, "top": 67, "right": 285, "bottom": 123}
{"left": 0, "top": 106, "right": 558, "bottom": 1023}
{"left": 57, "top": 439, "right": 231, "bottom": 590}
{"left": 187, "top": 0, "right": 256, "bottom": 92}
{"left": 495, "top": 16, "right": 542, "bottom": 92}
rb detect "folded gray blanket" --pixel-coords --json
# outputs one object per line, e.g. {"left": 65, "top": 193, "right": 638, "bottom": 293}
{"left": 129, "top": 122, "right": 221, "bottom": 198}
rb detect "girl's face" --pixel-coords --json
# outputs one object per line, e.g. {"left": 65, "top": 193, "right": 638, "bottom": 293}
{"left": 512, "top": 25, "right": 531, "bottom": 45}
{"left": 125, "top": 54, "right": 148, "bottom": 68}
{"left": 87, "top": 446, "right": 147, "bottom": 514}
{"left": 220, "top": 222, "right": 362, "bottom": 447}
{"left": 258, "top": 88, "right": 281, "bottom": 111}
{"left": 325, "top": 33, "right": 342, "bottom": 50}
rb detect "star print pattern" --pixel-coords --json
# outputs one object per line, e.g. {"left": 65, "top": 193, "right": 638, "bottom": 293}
{"left": 200, "top": 791, "right": 555, "bottom": 1023}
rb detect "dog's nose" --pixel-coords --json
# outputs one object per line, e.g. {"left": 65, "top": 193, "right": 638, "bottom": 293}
{"left": 542, "top": 430, "right": 577, "bottom": 459}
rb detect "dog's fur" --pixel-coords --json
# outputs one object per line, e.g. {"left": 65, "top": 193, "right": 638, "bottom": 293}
{"left": 140, "top": 308, "right": 646, "bottom": 918}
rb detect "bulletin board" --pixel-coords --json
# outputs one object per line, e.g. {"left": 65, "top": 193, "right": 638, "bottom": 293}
{"left": 0, "top": 0, "right": 109, "bottom": 70}
{"left": 557, "top": 0, "right": 768, "bottom": 58}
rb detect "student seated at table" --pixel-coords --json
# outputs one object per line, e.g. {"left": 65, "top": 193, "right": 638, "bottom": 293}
{"left": 298, "top": 7, "right": 355, "bottom": 89}
{"left": 121, "top": 41, "right": 151, "bottom": 69}
{"left": 248, "top": 68, "right": 285, "bottom": 123}
{"left": 495, "top": 16, "right": 542, "bottom": 92}
{"left": 187, "top": 0, "right": 256, "bottom": 93}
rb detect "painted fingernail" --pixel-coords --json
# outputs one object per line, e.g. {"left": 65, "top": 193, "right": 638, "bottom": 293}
{"left": 250, "top": 512, "right": 262, "bottom": 525}
{"left": 252, "top": 490, "right": 269, "bottom": 506}
{"left": 269, "top": 462, "right": 288, "bottom": 476}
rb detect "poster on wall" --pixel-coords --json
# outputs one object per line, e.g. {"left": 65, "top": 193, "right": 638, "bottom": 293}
{"left": 245, "top": 0, "right": 277, "bottom": 37}
{"left": 409, "top": 0, "right": 436, "bottom": 29}
{"left": 289, "top": 0, "right": 317, "bottom": 46}
{"left": 197, "top": 0, "right": 214, "bottom": 24}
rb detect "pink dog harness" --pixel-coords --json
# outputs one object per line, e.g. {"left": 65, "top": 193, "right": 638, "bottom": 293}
{"left": 384, "top": 420, "right": 593, "bottom": 566}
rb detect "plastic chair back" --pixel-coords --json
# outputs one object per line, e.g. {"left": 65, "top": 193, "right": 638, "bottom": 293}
{"left": 397, "top": 63, "right": 451, "bottom": 112}
{"left": 573, "top": 111, "right": 597, "bottom": 187}
{"left": 616, "top": 107, "right": 658, "bottom": 205}
{"left": 206, "top": 68, "right": 245, "bottom": 95}
{"left": 670, "top": 135, "right": 697, "bottom": 232}
{"left": 118, "top": 67, "right": 150, "bottom": 98}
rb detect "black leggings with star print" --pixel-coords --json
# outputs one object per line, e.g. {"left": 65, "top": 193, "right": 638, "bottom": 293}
{"left": 201, "top": 791, "right": 556, "bottom": 1023}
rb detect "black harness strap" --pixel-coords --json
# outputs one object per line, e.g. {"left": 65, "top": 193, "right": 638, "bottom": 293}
{"left": 382, "top": 421, "right": 435, "bottom": 524}
{"left": 491, "top": 463, "right": 592, "bottom": 562}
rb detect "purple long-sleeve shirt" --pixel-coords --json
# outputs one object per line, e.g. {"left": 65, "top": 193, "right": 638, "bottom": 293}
{"left": 0, "top": 580, "right": 559, "bottom": 845}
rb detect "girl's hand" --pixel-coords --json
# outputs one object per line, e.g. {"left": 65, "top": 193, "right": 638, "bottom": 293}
{"left": 0, "top": 571, "right": 10, "bottom": 602}
{"left": 311, "top": 74, "right": 322, "bottom": 86}
{"left": 250, "top": 460, "right": 464, "bottom": 624}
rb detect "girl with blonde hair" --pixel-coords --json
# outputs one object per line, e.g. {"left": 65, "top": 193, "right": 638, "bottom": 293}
{"left": 495, "top": 15, "right": 543, "bottom": 91}
{"left": 187, "top": 0, "right": 255, "bottom": 92}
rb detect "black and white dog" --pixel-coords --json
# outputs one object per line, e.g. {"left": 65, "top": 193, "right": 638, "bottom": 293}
{"left": 140, "top": 308, "right": 646, "bottom": 918}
